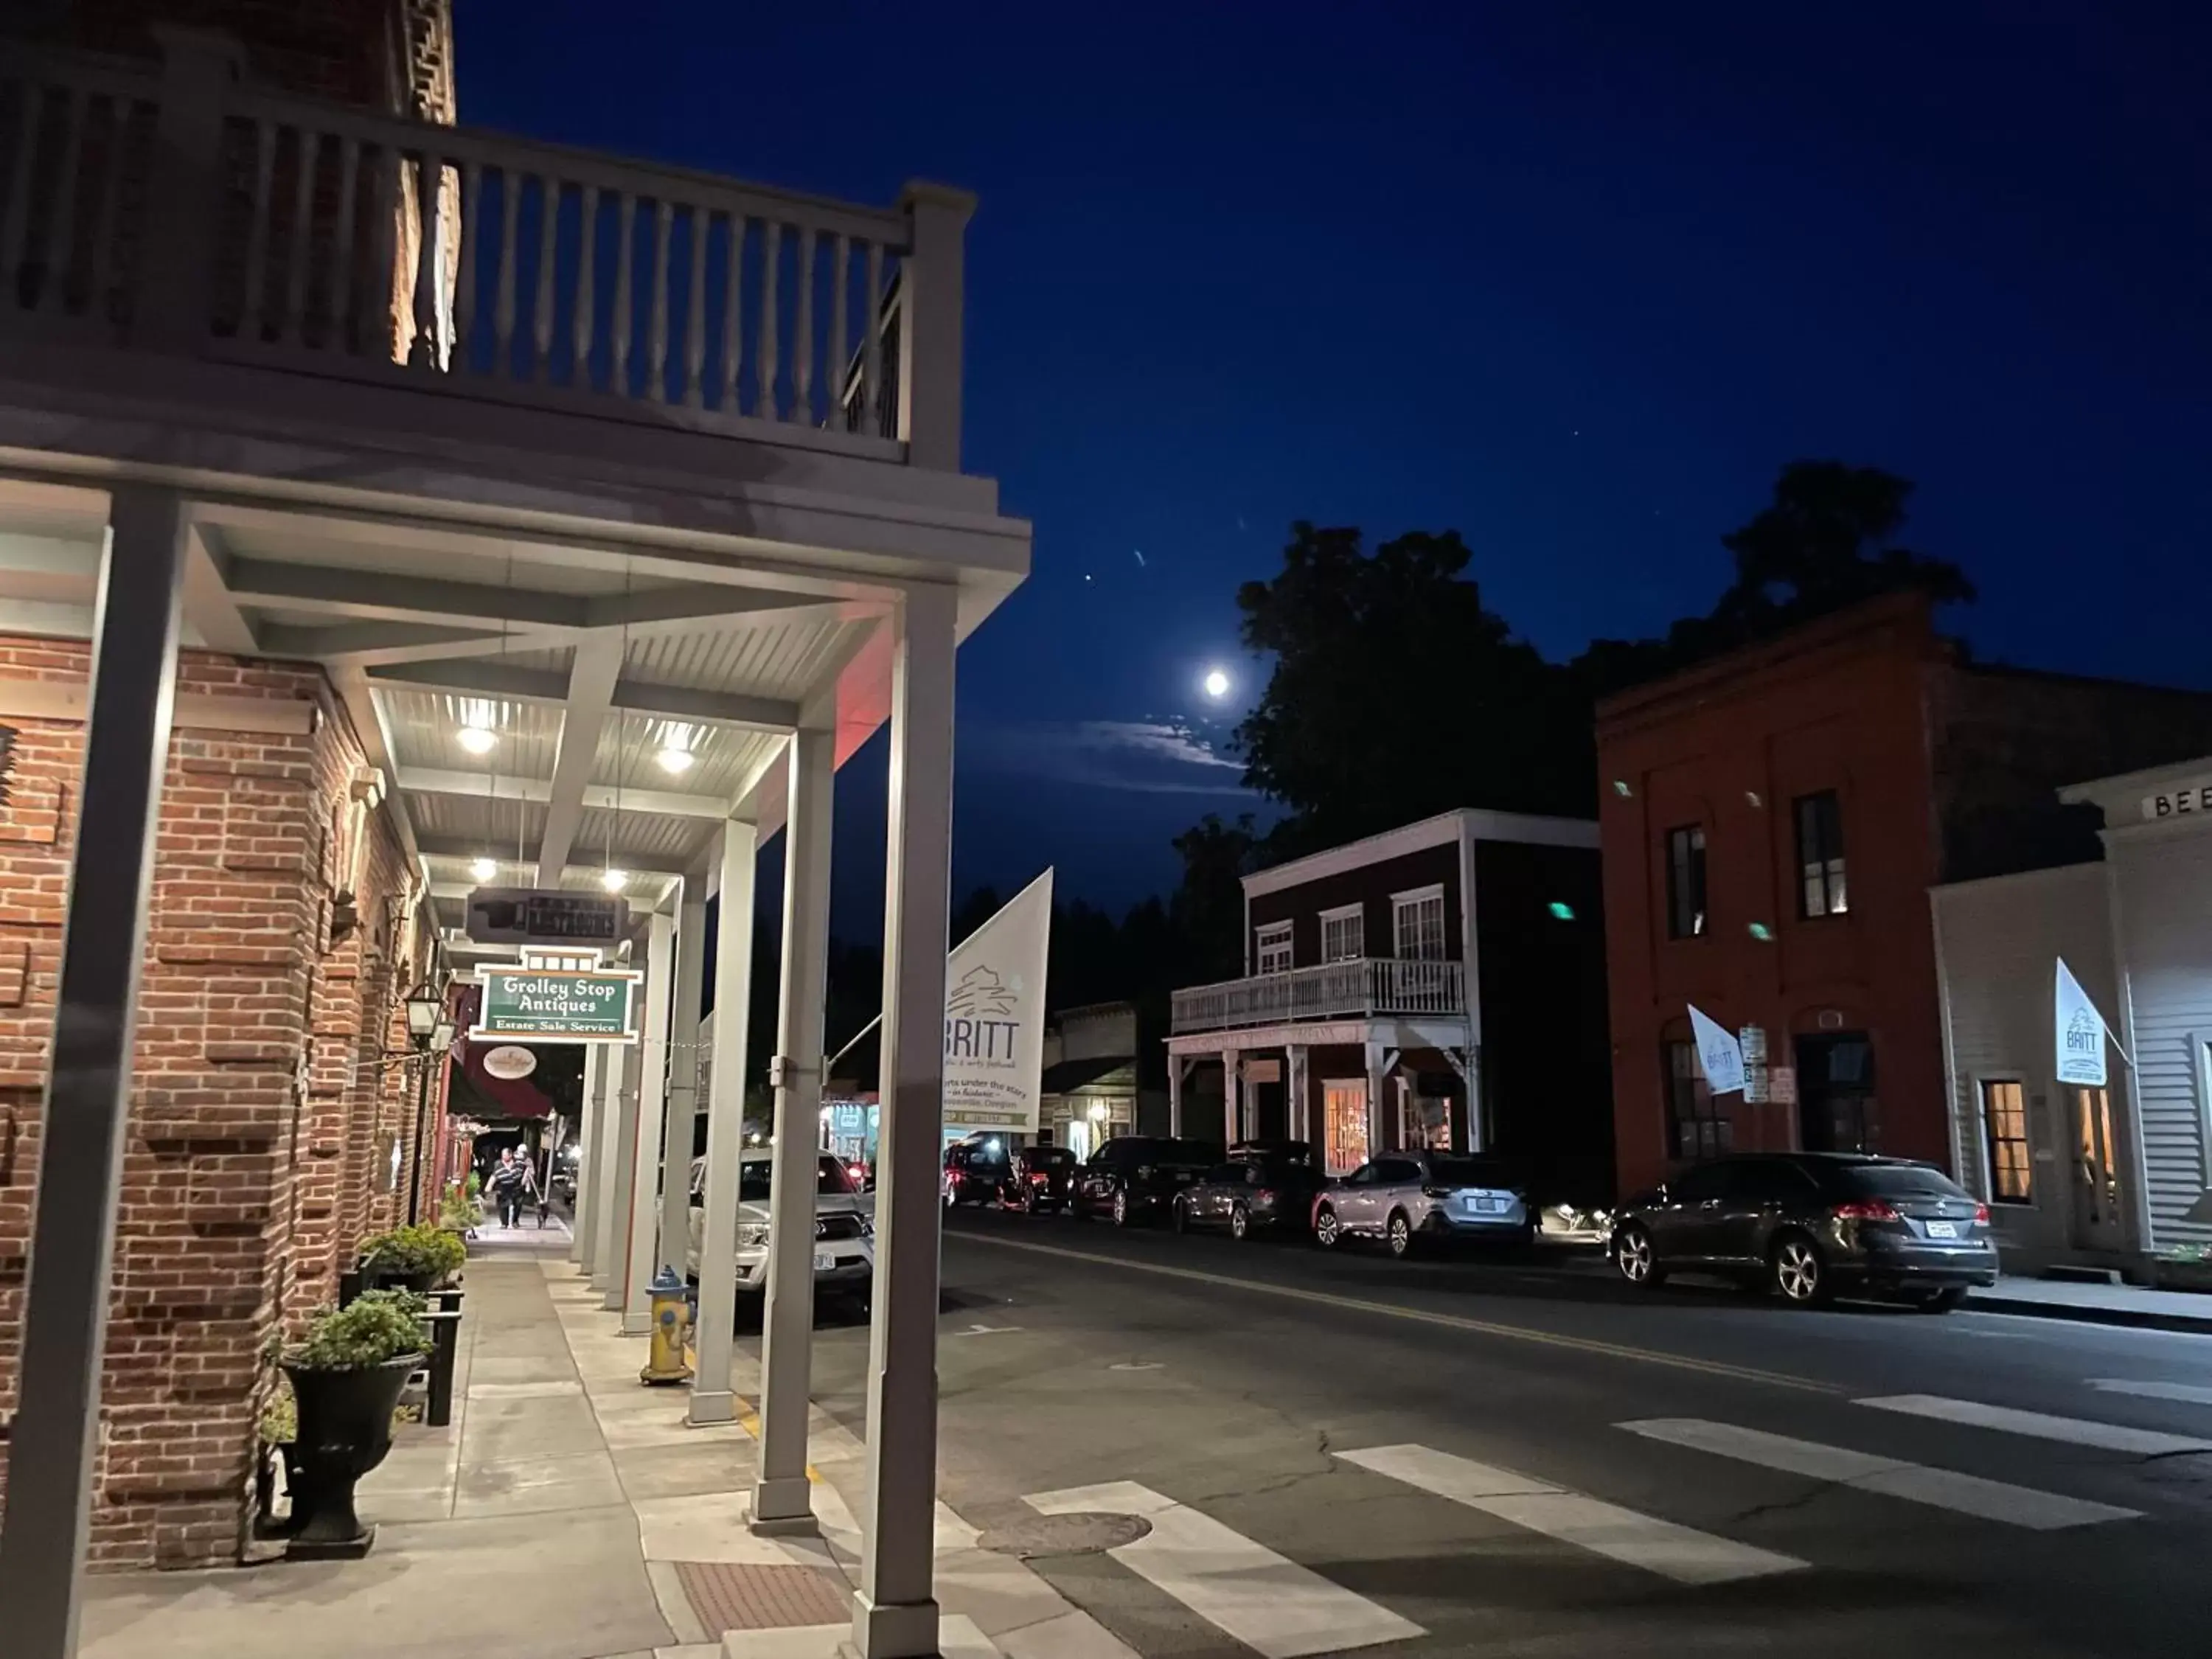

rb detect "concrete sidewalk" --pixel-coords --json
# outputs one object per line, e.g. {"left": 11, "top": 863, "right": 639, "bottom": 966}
{"left": 1966, "top": 1273, "right": 2212, "bottom": 1335}
{"left": 79, "top": 1234, "right": 1134, "bottom": 1659}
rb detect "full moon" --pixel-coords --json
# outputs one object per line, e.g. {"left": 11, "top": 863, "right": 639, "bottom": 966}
{"left": 1202, "top": 668, "right": 1231, "bottom": 699}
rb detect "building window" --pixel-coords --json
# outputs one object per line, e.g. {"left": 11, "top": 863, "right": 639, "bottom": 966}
{"left": 1391, "top": 885, "right": 1446, "bottom": 961}
{"left": 1663, "top": 1040, "right": 1730, "bottom": 1160}
{"left": 1665, "top": 825, "right": 1707, "bottom": 939}
{"left": 1319, "top": 903, "right": 1364, "bottom": 963}
{"left": 1979, "top": 1079, "right": 2032, "bottom": 1203}
{"left": 1255, "top": 922, "right": 1293, "bottom": 975}
{"left": 1796, "top": 791, "right": 1848, "bottom": 918}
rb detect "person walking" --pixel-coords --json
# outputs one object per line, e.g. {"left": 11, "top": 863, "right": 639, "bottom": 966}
{"left": 487, "top": 1147, "right": 530, "bottom": 1229}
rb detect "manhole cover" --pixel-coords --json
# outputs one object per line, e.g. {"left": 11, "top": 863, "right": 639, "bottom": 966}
{"left": 978, "top": 1512, "right": 1151, "bottom": 1559}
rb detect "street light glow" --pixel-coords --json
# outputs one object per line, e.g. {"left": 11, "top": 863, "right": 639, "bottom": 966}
{"left": 1202, "top": 667, "right": 1231, "bottom": 699}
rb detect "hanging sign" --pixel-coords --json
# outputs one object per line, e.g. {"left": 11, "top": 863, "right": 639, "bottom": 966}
{"left": 2054, "top": 959, "right": 2108, "bottom": 1088}
{"left": 481, "top": 1044, "right": 539, "bottom": 1080}
{"left": 1688, "top": 1004, "right": 1746, "bottom": 1096}
{"left": 467, "top": 887, "right": 630, "bottom": 945}
{"left": 942, "top": 869, "right": 1052, "bottom": 1135}
{"left": 479, "top": 967, "right": 641, "bottom": 1043}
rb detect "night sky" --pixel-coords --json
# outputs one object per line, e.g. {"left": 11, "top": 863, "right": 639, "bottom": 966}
{"left": 459, "top": 2, "right": 2212, "bottom": 934}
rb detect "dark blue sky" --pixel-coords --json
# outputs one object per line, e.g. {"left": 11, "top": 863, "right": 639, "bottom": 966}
{"left": 462, "top": 1, "right": 2212, "bottom": 930}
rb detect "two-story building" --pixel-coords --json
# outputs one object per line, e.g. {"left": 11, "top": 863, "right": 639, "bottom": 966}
{"left": 1166, "top": 809, "right": 1612, "bottom": 1199}
{"left": 1038, "top": 1000, "right": 1169, "bottom": 1155}
{"left": 1598, "top": 592, "right": 2212, "bottom": 1203}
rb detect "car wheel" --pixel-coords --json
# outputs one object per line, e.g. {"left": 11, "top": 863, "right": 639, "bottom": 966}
{"left": 1614, "top": 1223, "right": 1665, "bottom": 1288}
{"left": 1229, "top": 1203, "right": 1251, "bottom": 1242}
{"left": 1915, "top": 1285, "right": 1968, "bottom": 1314}
{"left": 1314, "top": 1204, "right": 1341, "bottom": 1250}
{"left": 1171, "top": 1197, "right": 1189, "bottom": 1234}
{"left": 1770, "top": 1233, "right": 1832, "bottom": 1305}
{"left": 1111, "top": 1189, "right": 1132, "bottom": 1228}
{"left": 1386, "top": 1210, "right": 1413, "bottom": 1259}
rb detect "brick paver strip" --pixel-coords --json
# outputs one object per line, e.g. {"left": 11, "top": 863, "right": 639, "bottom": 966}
{"left": 673, "top": 1560, "right": 852, "bottom": 1631}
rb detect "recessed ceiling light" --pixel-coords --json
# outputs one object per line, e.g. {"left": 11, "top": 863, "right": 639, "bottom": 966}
{"left": 601, "top": 868, "right": 629, "bottom": 893}
{"left": 457, "top": 724, "right": 496, "bottom": 755}
{"left": 657, "top": 744, "right": 695, "bottom": 775}
{"left": 470, "top": 856, "right": 498, "bottom": 883}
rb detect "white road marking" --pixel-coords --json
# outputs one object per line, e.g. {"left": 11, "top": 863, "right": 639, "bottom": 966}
{"left": 2091, "top": 1379, "right": 2212, "bottom": 1408}
{"left": 1624, "top": 1419, "right": 2140, "bottom": 1529}
{"left": 1335, "top": 1442, "right": 1803, "bottom": 1585}
{"left": 1024, "top": 1479, "right": 1424, "bottom": 1658}
{"left": 950, "top": 1323, "right": 1024, "bottom": 1336}
{"left": 1857, "top": 1394, "right": 2212, "bottom": 1455}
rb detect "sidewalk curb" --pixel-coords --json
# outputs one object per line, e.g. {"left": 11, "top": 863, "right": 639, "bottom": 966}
{"left": 1963, "top": 1294, "right": 2212, "bottom": 1337}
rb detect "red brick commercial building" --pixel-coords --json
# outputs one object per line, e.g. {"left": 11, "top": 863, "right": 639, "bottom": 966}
{"left": 1596, "top": 593, "right": 2212, "bottom": 1201}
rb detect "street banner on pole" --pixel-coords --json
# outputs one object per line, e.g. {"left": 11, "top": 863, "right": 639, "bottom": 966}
{"left": 943, "top": 869, "right": 1052, "bottom": 1135}
{"left": 2054, "top": 958, "right": 2110, "bottom": 1087}
{"left": 1688, "top": 1004, "right": 1746, "bottom": 1096}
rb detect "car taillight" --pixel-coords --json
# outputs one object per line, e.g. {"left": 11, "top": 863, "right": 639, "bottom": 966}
{"left": 1832, "top": 1199, "right": 1899, "bottom": 1222}
{"left": 1974, "top": 1203, "right": 1990, "bottom": 1224}
{"left": 1255, "top": 1189, "right": 1276, "bottom": 1203}
{"left": 1031, "top": 1172, "right": 1049, "bottom": 1185}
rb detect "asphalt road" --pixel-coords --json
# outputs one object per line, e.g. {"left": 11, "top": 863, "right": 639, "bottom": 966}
{"left": 798, "top": 1207, "right": 2212, "bottom": 1659}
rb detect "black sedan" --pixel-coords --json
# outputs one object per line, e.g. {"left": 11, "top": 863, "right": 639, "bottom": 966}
{"left": 1071, "top": 1135, "right": 1220, "bottom": 1226}
{"left": 1004, "top": 1144, "right": 1078, "bottom": 1212}
{"left": 1610, "top": 1152, "right": 1998, "bottom": 1310}
{"left": 1172, "top": 1154, "right": 1326, "bottom": 1239}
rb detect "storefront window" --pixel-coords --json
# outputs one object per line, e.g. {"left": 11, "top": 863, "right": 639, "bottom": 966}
{"left": 1663, "top": 1038, "right": 1730, "bottom": 1160}
{"left": 1979, "top": 1079, "right": 2032, "bottom": 1203}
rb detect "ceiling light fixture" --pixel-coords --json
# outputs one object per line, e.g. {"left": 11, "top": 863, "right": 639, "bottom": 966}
{"left": 656, "top": 744, "right": 695, "bottom": 775}
{"left": 470, "top": 856, "right": 498, "bottom": 883}
{"left": 457, "top": 723, "right": 497, "bottom": 755}
{"left": 601, "top": 868, "right": 629, "bottom": 894}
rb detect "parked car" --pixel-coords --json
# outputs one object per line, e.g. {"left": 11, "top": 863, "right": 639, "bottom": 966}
{"left": 1072, "top": 1135, "right": 1220, "bottom": 1226}
{"left": 685, "top": 1150, "right": 874, "bottom": 1310}
{"left": 942, "top": 1136, "right": 1015, "bottom": 1208}
{"left": 1005, "top": 1144, "right": 1079, "bottom": 1212}
{"left": 1609, "top": 1152, "right": 1998, "bottom": 1310}
{"left": 1172, "top": 1152, "right": 1326, "bottom": 1239}
{"left": 1311, "top": 1152, "right": 1534, "bottom": 1256}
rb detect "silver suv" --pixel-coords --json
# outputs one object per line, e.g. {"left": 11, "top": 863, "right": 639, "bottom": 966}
{"left": 686, "top": 1150, "right": 874, "bottom": 1308}
{"left": 1312, "top": 1152, "right": 1532, "bottom": 1256}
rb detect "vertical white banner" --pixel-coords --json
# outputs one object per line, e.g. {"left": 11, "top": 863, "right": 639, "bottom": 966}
{"left": 2054, "top": 958, "right": 2108, "bottom": 1088}
{"left": 1688, "top": 1004, "right": 1746, "bottom": 1096}
{"left": 943, "top": 869, "right": 1053, "bottom": 1135}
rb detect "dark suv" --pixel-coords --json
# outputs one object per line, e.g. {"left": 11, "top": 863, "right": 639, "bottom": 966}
{"left": 1611, "top": 1153, "right": 1998, "bottom": 1310}
{"left": 1172, "top": 1152, "right": 1326, "bottom": 1239}
{"left": 1072, "top": 1136, "right": 1220, "bottom": 1226}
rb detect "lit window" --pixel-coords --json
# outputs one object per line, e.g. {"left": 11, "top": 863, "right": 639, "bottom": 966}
{"left": 1255, "top": 922, "right": 1293, "bottom": 975}
{"left": 1664, "top": 1040, "right": 1731, "bottom": 1160}
{"left": 1391, "top": 886, "right": 1446, "bottom": 961}
{"left": 1319, "top": 905, "right": 1364, "bottom": 963}
{"left": 1666, "top": 825, "right": 1707, "bottom": 939}
{"left": 1980, "top": 1079, "right": 2031, "bottom": 1203}
{"left": 1797, "top": 791, "right": 1848, "bottom": 919}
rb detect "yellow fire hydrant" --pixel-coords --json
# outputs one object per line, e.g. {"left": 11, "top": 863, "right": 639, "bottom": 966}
{"left": 640, "top": 1266, "right": 694, "bottom": 1385}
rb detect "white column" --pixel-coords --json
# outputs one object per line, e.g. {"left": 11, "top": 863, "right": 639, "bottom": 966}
{"left": 1222, "top": 1049, "right": 1241, "bottom": 1147}
{"left": 754, "top": 727, "right": 835, "bottom": 1533}
{"left": 896, "top": 184, "right": 973, "bottom": 472}
{"left": 852, "top": 585, "right": 957, "bottom": 1659}
{"left": 690, "top": 818, "right": 759, "bottom": 1425}
{"left": 1364, "top": 1040, "right": 1388, "bottom": 1158}
{"left": 591, "top": 1037, "right": 627, "bottom": 1295}
{"left": 1287, "top": 1044, "right": 1310, "bottom": 1144}
{"left": 1166, "top": 1056, "right": 1183, "bottom": 1137}
{"left": 571, "top": 1043, "right": 602, "bottom": 1267}
{"left": 660, "top": 891, "right": 707, "bottom": 1276}
{"left": 622, "top": 910, "right": 676, "bottom": 1332}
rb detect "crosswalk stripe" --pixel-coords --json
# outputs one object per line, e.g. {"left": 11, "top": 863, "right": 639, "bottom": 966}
{"left": 1623, "top": 1419, "right": 2140, "bottom": 1529}
{"left": 2091, "top": 1379, "right": 2212, "bottom": 1408}
{"left": 1333, "top": 1443, "right": 1804, "bottom": 1585}
{"left": 1025, "top": 1479, "right": 1424, "bottom": 1658}
{"left": 1857, "top": 1394, "right": 2212, "bottom": 1455}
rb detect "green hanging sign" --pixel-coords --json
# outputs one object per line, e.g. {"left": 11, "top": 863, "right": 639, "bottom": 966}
{"left": 477, "top": 968, "right": 641, "bottom": 1043}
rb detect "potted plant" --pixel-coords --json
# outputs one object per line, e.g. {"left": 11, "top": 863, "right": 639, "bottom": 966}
{"left": 358, "top": 1223, "right": 465, "bottom": 1293}
{"left": 279, "top": 1290, "right": 427, "bottom": 1558}
{"left": 254, "top": 1375, "right": 296, "bottom": 1536}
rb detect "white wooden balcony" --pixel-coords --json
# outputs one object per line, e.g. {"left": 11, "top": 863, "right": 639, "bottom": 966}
{"left": 1171, "top": 958, "right": 1467, "bottom": 1036}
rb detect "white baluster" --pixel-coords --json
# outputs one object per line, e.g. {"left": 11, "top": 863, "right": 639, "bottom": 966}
{"left": 571, "top": 183, "right": 599, "bottom": 388}
{"left": 755, "top": 219, "right": 779, "bottom": 420}
{"left": 88, "top": 96, "right": 136, "bottom": 330}
{"left": 408, "top": 148, "right": 442, "bottom": 368}
{"left": 862, "top": 240, "right": 884, "bottom": 437}
{"left": 682, "top": 203, "right": 707, "bottom": 408}
{"left": 328, "top": 136, "right": 359, "bottom": 349}
{"left": 610, "top": 192, "right": 635, "bottom": 396}
{"left": 829, "top": 232, "right": 849, "bottom": 429}
{"left": 531, "top": 170, "right": 557, "bottom": 381}
{"left": 453, "top": 157, "right": 481, "bottom": 366}
{"left": 1, "top": 91, "right": 39, "bottom": 301}
{"left": 720, "top": 213, "right": 743, "bottom": 412}
{"left": 791, "top": 225, "right": 815, "bottom": 426}
{"left": 646, "top": 197, "right": 672, "bottom": 403}
{"left": 282, "top": 125, "right": 317, "bottom": 344}
{"left": 40, "top": 88, "right": 86, "bottom": 316}
{"left": 239, "top": 116, "right": 276, "bottom": 336}
{"left": 492, "top": 164, "right": 518, "bottom": 375}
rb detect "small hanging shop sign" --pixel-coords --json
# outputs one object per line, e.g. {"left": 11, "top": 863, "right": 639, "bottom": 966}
{"left": 477, "top": 968, "right": 642, "bottom": 1043}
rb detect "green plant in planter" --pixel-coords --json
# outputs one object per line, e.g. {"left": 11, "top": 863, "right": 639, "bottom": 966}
{"left": 279, "top": 1291, "right": 428, "bottom": 1558}
{"left": 259, "top": 1377, "right": 297, "bottom": 1445}
{"left": 358, "top": 1224, "right": 466, "bottom": 1287}
{"left": 292, "top": 1290, "right": 428, "bottom": 1368}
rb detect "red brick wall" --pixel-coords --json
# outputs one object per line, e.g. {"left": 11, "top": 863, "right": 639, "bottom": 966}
{"left": 0, "top": 638, "right": 422, "bottom": 1569}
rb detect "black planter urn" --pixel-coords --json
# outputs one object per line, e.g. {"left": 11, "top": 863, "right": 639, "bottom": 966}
{"left": 361, "top": 1265, "right": 437, "bottom": 1295}
{"left": 279, "top": 1354, "right": 422, "bottom": 1559}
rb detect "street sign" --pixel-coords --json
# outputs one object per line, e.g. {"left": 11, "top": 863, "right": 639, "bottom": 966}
{"left": 466, "top": 887, "right": 630, "bottom": 945}
{"left": 478, "top": 967, "right": 641, "bottom": 1043}
{"left": 1769, "top": 1065, "right": 1798, "bottom": 1106}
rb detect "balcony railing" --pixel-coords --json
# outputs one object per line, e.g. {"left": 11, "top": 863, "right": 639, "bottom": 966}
{"left": 1171, "top": 958, "right": 1467, "bottom": 1036}
{"left": 0, "top": 37, "right": 967, "bottom": 467}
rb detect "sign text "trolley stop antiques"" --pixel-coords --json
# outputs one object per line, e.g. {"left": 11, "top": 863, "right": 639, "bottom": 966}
{"left": 478, "top": 968, "right": 641, "bottom": 1043}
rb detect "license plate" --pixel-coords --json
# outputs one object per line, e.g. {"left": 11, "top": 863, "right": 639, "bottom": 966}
{"left": 1475, "top": 1197, "right": 1506, "bottom": 1214}
{"left": 813, "top": 1251, "right": 836, "bottom": 1271}
{"left": 1924, "top": 1220, "right": 1958, "bottom": 1239}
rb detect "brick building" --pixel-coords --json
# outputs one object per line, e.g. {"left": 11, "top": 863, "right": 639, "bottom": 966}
{"left": 1597, "top": 592, "right": 2212, "bottom": 1202}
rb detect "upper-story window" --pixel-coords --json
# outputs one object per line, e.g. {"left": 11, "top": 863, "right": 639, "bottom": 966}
{"left": 1319, "top": 903, "right": 1364, "bottom": 963}
{"left": 1391, "top": 885, "right": 1447, "bottom": 961}
{"left": 1665, "top": 824, "right": 1707, "bottom": 939}
{"left": 1255, "top": 921, "right": 1293, "bottom": 975}
{"left": 1795, "top": 791, "right": 1848, "bottom": 918}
